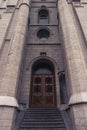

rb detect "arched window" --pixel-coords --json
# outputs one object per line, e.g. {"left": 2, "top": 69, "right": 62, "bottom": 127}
{"left": 38, "top": 9, "right": 49, "bottom": 24}
{"left": 33, "top": 60, "right": 53, "bottom": 75}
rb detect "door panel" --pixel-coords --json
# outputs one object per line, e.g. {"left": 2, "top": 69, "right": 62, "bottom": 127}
{"left": 30, "top": 74, "right": 56, "bottom": 107}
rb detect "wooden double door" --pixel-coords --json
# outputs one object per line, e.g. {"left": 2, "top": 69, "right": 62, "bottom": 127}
{"left": 30, "top": 74, "right": 56, "bottom": 108}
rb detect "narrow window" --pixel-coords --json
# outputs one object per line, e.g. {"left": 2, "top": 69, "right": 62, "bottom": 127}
{"left": 38, "top": 9, "right": 49, "bottom": 24}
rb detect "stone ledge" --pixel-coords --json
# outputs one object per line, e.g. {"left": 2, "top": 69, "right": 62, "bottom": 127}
{"left": 69, "top": 92, "right": 87, "bottom": 105}
{"left": 19, "top": 0, "right": 30, "bottom": 7}
{"left": 0, "top": 96, "right": 18, "bottom": 108}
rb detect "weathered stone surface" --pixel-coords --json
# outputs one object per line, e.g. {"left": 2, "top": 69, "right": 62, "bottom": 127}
{"left": 0, "top": 0, "right": 87, "bottom": 129}
{"left": 0, "top": 0, "right": 30, "bottom": 129}
{"left": 58, "top": 0, "right": 87, "bottom": 129}
{"left": 58, "top": 0, "right": 87, "bottom": 104}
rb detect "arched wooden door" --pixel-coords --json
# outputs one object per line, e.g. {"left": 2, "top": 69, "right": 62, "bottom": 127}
{"left": 30, "top": 60, "right": 56, "bottom": 108}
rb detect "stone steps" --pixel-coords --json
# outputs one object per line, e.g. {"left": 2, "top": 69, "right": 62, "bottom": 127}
{"left": 19, "top": 108, "right": 66, "bottom": 130}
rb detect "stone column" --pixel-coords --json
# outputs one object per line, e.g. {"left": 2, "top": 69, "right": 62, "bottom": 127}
{"left": 58, "top": 0, "right": 87, "bottom": 130}
{"left": 0, "top": 0, "right": 30, "bottom": 129}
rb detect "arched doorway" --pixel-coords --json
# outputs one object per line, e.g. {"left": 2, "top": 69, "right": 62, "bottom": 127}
{"left": 29, "top": 59, "right": 57, "bottom": 108}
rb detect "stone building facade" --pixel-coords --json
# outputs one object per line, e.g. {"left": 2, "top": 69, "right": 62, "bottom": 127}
{"left": 0, "top": 0, "right": 87, "bottom": 130}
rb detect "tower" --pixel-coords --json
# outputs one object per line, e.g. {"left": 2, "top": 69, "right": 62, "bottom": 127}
{"left": 0, "top": 0, "right": 87, "bottom": 130}
{"left": 20, "top": 0, "right": 61, "bottom": 108}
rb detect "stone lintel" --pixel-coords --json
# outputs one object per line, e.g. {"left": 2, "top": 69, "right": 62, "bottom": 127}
{"left": 0, "top": 96, "right": 18, "bottom": 108}
{"left": 69, "top": 92, "right": 87, "bottom": 105}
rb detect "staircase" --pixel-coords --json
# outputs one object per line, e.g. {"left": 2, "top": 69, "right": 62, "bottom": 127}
{"left": 19, "top": 108, "right": 67, "bottom": 130}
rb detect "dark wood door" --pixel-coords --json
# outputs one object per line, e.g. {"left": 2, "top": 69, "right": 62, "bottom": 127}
{"left": 30, "top": 74, "right": 56, "bottom": 108}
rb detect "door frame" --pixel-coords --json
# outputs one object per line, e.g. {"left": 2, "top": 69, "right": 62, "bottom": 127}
{"left": 29, "top": 58, "right": 60, "bottom": 108}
